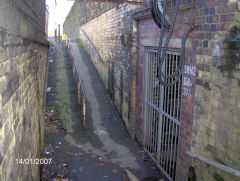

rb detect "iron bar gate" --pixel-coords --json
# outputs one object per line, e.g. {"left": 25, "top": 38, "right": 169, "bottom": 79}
{"left": 143, "top": 48, "right": 182, "bottom": 181}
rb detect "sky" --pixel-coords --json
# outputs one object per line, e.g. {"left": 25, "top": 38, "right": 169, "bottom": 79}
{"left": 46, "top": 0, "right": 74, "bottom": 36}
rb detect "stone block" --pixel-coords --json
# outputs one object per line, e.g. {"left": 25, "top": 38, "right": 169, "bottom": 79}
{"left": 0, "top": 30, "right": 3, "bottom": 45}
{"left": 3, "top": 33, "right": 23, "bottom": 46}
{"left": 0, "top": 40, "right": 47, "bottom": 180}
{"left": 0, "top": 47, "right": 6, "bottom": 63}
{"left": 0, "top": 75, "right": 7, "bottom": 94}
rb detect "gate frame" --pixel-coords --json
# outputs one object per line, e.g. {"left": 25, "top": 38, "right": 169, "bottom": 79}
{"left": 143, "top": 47, "right": 183, "bottom": 181}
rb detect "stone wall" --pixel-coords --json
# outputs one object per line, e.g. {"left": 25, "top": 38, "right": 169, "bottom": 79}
{"left": 190, "top": 0, "right": 240, "bottom": 181}
{"left": 0, "top": 0, "right": 48, "bottom": 180}
{"left": 63, "top": 2, "right": 116, "bottom": 39}
{"left": 79, "top": 4, "right": 141, "bottom": 137}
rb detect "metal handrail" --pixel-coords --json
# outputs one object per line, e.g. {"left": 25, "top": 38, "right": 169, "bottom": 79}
{"left": 186, "top": 151, "right": 240, "bottom": 178}
{"left": 66, "top": 39, "right": 87, "bottom": 128}
{"left": 79, "top": 28, "right": 101, "bottom": 60}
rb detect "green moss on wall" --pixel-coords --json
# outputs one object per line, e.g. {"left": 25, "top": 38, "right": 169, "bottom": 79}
{"left": 204, "top": 144, "right": 226, "bottom": 165}
{"left": 218, "top": 21, "right": 240, "bottom": 78}
{"left": 213, "top": 172, "right": 224, "bottom": 181}
{"left": 188, "top": 166, "right": 197, "bottom": 181}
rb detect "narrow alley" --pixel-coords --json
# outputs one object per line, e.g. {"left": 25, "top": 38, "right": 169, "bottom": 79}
{"left": 41, "top": 41, "right": 162, "bottom": 180}
{"left": 0, "top": 0, "right": 240, "bottom": 181}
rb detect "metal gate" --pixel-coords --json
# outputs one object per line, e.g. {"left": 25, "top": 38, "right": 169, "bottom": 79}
{"left": 143, "top": 48, "right": 182, "bottom": 181}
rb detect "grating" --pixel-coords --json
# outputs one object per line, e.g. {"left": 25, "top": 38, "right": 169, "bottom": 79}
{"left": 143, "top": 48, "right": 182, "bottom": 181}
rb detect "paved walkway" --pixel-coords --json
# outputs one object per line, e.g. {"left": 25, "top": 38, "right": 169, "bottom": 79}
{"left": 42, "top": 41, "right": 162, "bottom": 181}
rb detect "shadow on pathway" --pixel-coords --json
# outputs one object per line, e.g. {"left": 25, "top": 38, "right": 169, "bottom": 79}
{"left": 41, "top": 41, "right": 163, "bottom": 181}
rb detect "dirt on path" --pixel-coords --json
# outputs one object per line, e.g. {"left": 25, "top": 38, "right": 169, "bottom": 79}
{"left": 40, "top": 41, "right": 164, "bottom": 181}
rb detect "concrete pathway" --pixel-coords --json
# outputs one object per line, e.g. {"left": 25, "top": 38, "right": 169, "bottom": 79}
{"left": 42, "top": 41, "right": 162, "bottom": 181}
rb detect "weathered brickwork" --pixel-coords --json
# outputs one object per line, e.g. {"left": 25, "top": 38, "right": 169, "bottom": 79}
{"left": 63, "top": 2, "right": 117, "bottom": 39}
{"left": 77, "top": 4, "right": 141, "bottom": 136}
{"left": 190, "top": 0, "right": 240, "bottom": 181}
{"left": 135, "top": 17, "right": 159, "bottom": 143}
{"left": 64, "top": 0, "right": 240, "bottom": 180}
{"left": 0, "top": 0, "right": 48, "bottom": 180}
{"left": 132, "top": 0, "right": 240, "bottom": 180}
{"left": 133, "top": 5, "right": 196, "bottom": 180}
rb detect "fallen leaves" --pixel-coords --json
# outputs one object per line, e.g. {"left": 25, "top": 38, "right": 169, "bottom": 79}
{"left": 66, "top": 152, "right": 74, "bottom": 156}
{"left": 41, "top": 106, "right": 69, "bottom": 181}
{"left": 45, "top": 107, "right": 67, "bottom": 134}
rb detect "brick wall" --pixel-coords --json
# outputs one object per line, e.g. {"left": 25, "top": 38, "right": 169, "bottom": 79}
{"left": 135, "top": 17, "right": 160, "bottom": 143}
{"left": 0, "top": 0, "right": 48, "bottom": 180}
{"left": 190, "top": 0, "right": 240, "bottom": 180}
{"left": 133, "top": 4, "right": 195, "bottom": 180}
{"left": 78, "top": 4, "right": 141, "bottom": 137}
{"left": 133, "top": 1, "right": 240, "bottom": 180}
{"left": 64, "top": 0, "right": 240, "bottom": 180}
{"left": 63, "top": 2, "right": 116, "bottom": 39}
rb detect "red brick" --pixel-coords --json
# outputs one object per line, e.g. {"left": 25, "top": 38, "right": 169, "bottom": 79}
{"left": 195, "top": 16, "right": 205, "bottom": 24}
{"left": 206, "top": 0, "right": 218, "bottom": 7}
{"left": 217, "top": 23, "right": 230, "bottom": 31}
{"left": 195, "top": 9, "right": 200, "bottom": 16}
{"left": 223, "top": 3, "right": 237, "bottom": 13}
{"left": 216, "top": 6, "right": 223, "bottom": 14}
{"left": 193, "top": 40, "right": 200, "bottom": 47}
{"left": 192, "top": 32, "right": 203, "bottom": 39}
{"left": 220, "top": 13, "right": 235, "bottom": 23}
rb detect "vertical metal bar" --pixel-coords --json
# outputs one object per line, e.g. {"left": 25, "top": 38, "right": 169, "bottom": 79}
{"left": 165, "top": 53, "right": 170, "bottom": 170}
{"left": 157, "top": 56, "right": 165, "bottom": 165}
{"left": 152, "top": 52, "right": 156, "bottom": 154}
{"left": 167, "top": 53, "right": 174, "bottom": 174}
{"left": 145, "top": 52, "right": 149, "bottom": 151}
{"left": 78, "top": 81, "right": 81, "bottom": 104}
{"left": 70, "top": 49, "right": 72, "bottom": 65}
{"left": 153, "top": 52, "right": 157, "bottom": 153}
{"left": 169, "top": 54, "right": 177, "bottom": 177}
{"left": 152, "top": 52, "right": 155, "bottom": 154}
{"left": 68, "top": 41, "right": 70, "bottom": 55}
{"left": 150, "top": 51, "right": 154, "bottom": 153}
{"left": 163, "top": 53, "right": 167, "bottom": 169}
{"left": 147, "top": 52, "right": 151, "bottom": 152}
{"left": 173, "top": 54, "right": 177, "bottom": 118}
{"left": 58, "top": 24, "right": 60, "bottom": 42}
{"left": 157, "top": 52, "right": 164, "bottom": 164}
{"left": 154, "top": 52, "right": 159, "bottom": 154}
{"left": 143, "top": 51, "right": 149, "bottom": 148}
{"left": 150, "top": 52, "right": 154, "bottom": 154}
{"left": 166, "top": 53, "right": 171, "bottom": 173}
{"left": 153, "top": 52, "right": 157, "bottom": 155}
{"left": 156, "top": 52, "right": 160, "bottom": 154}
{"left": 155, "top": 52, "right": 159, "bottom": 154}
{"left": 172, "top": 54, "right": 179, "bottom": 178}
{"left": 174, "top": 125, "right": 180, "bottom": 179}
{"left": 171, "top": 123, "right": 176, "bottom": 178}
{"left": 176, "top": 54, "right": 181, "bottom": 120}
{"left": 55, "top": 29, "right": 57, "bottom": 42}
{"left": 162, "top": 54, "right": 167, "bottom": 169}
{"left": 173, "top": 54, "right": 181, "bottom": 179}
{"left": 161, "top": 53, "right": 167, "bottom": 167}
{"left": 83, "top": 98, "right": 86, "bottom": 128}
{"left": 73, "top": 65, "right": 76, "bottom": 81}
